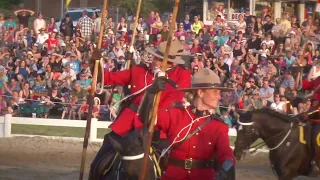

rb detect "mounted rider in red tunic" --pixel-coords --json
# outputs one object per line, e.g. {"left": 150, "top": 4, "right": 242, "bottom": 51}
{"left": 89, "top": 40, "right": 191, "bottom": 180}
{"left": 139, "top": 68, "right": 236, "bottom": 179}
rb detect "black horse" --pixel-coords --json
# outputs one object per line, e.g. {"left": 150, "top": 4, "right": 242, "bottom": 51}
{"left": 233, "top": 108, "right": 320, "bottom": 180}
{"left": 96, "top": 130, "right": 163, "bottom": 180}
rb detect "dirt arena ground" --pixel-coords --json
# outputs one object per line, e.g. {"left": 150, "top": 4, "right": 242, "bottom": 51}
{"left": 0, "top": 137, "right": 318, "bottom": 180}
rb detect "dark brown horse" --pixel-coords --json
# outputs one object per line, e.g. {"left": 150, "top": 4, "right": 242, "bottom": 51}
{"left": 106, "top": 129, "right": 163, "bottom": 180}
{"left": 233, "top": 108, "right": 320, "bottom": 180}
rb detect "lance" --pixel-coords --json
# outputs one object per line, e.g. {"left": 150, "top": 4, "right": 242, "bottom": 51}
{"left": 139, "top": 0, "right": 181, "bottom": 179}
{"left": 78, "top": 0, "right": 108, "bottom": 179}
{"left": 125, "top": 0, "right": 143, "bottom": 70}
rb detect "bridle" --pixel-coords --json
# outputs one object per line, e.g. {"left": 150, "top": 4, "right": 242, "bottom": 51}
{"left": 237, "top": 119, "right": 294, "bottom": 154}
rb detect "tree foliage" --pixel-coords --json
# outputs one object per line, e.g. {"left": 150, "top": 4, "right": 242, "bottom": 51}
{"left": 0, "top": 0, "right": 22, "bottom": 9}
{"left": 111, "top": 0, "right": 174, "bottom": 17}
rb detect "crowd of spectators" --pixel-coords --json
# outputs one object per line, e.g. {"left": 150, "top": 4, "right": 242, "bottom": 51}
{"left": 0, "top": 8, "right": 319, "bottom": 126}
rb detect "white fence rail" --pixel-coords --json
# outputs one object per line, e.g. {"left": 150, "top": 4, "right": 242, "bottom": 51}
{"left": 0, "top": 114, "right": 238, "bottom": 143}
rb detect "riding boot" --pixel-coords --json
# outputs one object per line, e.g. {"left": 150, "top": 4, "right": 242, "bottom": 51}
{"left": 88, "top": 131, "right": 121, "bottom": 180}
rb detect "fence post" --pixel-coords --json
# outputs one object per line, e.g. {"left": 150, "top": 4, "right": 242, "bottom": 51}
{"left": 89, "top": 118, "right": 98, "bottom": 142}
{"left": 4, "top": 114, "right": 12, "bottom": 138}
{"left": 0, "top": 116, "right": 4, "bottom": 137}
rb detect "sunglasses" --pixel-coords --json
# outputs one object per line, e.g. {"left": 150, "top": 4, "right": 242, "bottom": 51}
{"left": 249, "top": 81, "right": 255, "bottom": 83}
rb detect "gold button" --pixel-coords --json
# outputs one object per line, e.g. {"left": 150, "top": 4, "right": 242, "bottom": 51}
{"left": 196, "top": 133, "right": 199, "bottom": 135}
{"left": 133, "top": 85, "right": 136, "bottom": 88}
{"left": 193, "top": 146, "right": 196, "bottom": 148}
{"left": 208, "top": 142, "right": 212, "bottom": 145}
{"left": 188, "top": 171, "right": 191, "bottom": 174}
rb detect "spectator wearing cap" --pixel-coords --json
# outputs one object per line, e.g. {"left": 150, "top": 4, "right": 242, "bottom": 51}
{"left": 244, "top": 89, "right": 263, "bottom": 110}
{"left": 77, "top": 72, "right": 92, "bottom": 90}
{"left": 33, "top": 12, "right": 46, "bottom": 34}
{"left": 4, "top": 16, "right": 16, "bottom": 31}
{"left": 279, "top": 70, "right": 295, "bottom": 96}
{"left": 14, "top": 9, "right": 34, "bottom": 28}
{"left": 36, "top": 27, "right": 49, "bottom": 46}
{"left": 78, "top": 10, "right": 94, "bottom": 40}
{"left": 58, "top": 63, "right": 76, "bottom": 90}
{"left": 60, "top": 14, "right": 74, "bottom": 42}
{"left": 117, "top": 28, "right": 129, "bottom": 44}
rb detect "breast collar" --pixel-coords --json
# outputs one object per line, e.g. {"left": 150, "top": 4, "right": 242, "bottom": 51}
{"left": 189, "top": 104, "right": 211, "bottom": 117}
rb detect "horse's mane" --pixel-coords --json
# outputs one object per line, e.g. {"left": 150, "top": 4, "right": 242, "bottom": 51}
{"left": 252, "top": 108, "right": 295, "bottom": 123}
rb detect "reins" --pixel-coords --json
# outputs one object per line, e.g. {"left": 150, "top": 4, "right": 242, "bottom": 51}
{"left": 246, "top": 122, "right": 294, "bottom": 154}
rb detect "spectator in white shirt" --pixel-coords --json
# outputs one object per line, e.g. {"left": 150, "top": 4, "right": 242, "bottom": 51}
{"left": 36, "top": 28, "right": 48, "bottom": 45}
{"left": 33, "top": 12, "right": 46, "bottom": 34}
{"left": 58, "top": 63, "right": 76, "bottom": 90}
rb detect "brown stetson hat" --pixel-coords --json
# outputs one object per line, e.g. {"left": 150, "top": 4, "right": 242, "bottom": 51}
{"left": 180, "top": 68, "right": 234, "bottom": 92}
{"left": 145, "top": 40, "right": 185, "bottom": 64}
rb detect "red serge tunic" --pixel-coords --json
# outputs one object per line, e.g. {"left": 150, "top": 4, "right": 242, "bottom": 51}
{"left": 156, "top": 106, "right": 235, "bottom": 180}
{"left": 104, "top": 65, "right": 191, "bottom": 137}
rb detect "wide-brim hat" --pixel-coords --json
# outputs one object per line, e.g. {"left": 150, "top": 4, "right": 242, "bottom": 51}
{"left": 145, "top": 40, "right": 185, "bottom": 64}
{"left": 179, "top": 68, "right": 234, "bottom": 92}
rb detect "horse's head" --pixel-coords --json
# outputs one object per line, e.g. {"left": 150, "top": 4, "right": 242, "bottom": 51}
{"left": 108, "top": 129, "right": 156, "bottom": 180}
{"left": 234, "top": 111, "right": 260, "bottom": 160}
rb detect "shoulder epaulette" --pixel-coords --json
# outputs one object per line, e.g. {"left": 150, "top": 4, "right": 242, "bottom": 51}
{"left": 165, "top": 102, "right": 186, "bottom": 111}
{"left": 136, "top": 63, "right": 148, "bottom": 71}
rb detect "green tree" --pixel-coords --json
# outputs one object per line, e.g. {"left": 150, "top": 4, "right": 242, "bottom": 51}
{"left": 111, "top": 0, "right": 174, "bottom": 17}
{"left": 0, "top": 0, "right": 22, "bottom": 9}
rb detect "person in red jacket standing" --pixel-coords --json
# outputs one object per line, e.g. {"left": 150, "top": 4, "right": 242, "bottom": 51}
{"left": 139, "top": 68, "right": 235, "bottom": 180}
{"left": 89, "top": 40, "right": 191, "bottom": 179}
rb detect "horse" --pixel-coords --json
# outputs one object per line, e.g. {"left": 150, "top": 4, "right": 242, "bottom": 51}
{"left": 95, "top": 129, "right": 163, "bottom": 180}
{"left": 233, "top": 108, "right": 320, "bottom": 180}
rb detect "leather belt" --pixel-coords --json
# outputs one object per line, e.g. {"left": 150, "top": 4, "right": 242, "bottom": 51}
{"left": 129, "top": 104, "right": 138, "bottom": 112}
{"left": 168, "top": 158, "right": 215, "bottom": 170}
